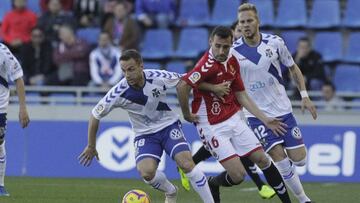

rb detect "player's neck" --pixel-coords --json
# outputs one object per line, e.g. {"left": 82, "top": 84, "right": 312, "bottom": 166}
{"left": 131, "top": 76, "right": 145, "bottom": 90}
{"left": 244, "top": 32, "right": 261, "bottom": 47}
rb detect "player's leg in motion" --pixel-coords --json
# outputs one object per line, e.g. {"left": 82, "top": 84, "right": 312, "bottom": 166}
{"left": 178, "top": 145, "right": 212, "bottom": 191}
{"left": 270, "top": 145, "right": 312, "bottom": 203}
{"left": 240, "top": 156, "right": 276, "bottom": 199}
{"left": 0, "top": 114, "right": 9, "bottom": 196}
{"left": 175, "top": 151, "right": 214, "bottom": 203}
{"left": 248, "top": 149, "right": 291, "bottom": 203}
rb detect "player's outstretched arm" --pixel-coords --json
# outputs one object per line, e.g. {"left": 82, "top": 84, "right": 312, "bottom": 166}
{"left": 176, "top": 80, "right": 199, "bottom": 123}
{"left": 235, "top": 91, "right": 287, "bottom": 136}
{"left": 78, "top": 115, "right": 100, "bottom": 167}
{"left": 289, "top": 64, "right": 317, "bottom": 120}
{"left": 198, "top": 81, "right": 231, "bottom": 102}
{"left": 15, "top": 78, "right": 30, "bottom": 128}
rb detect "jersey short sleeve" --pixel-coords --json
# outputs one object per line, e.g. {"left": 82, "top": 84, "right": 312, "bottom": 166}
{"left": 1, "top": 44, "right": 23, "bottom": 81}
{"left": 275, "top": 36, "right": 295, "bottom": 68}
{"left": 182, "top": 53, "right": 216, "bottom": 88}
{"left": 92, "top": 79, "right": 128, "bottom": 120}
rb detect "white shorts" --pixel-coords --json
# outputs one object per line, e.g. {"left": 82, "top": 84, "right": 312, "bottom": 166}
{"left": 196, "top": 111, "right": 263, "bottom": 163}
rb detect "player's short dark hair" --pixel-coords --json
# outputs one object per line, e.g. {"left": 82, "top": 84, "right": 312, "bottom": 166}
{"left": 210, "top": 26, "right": 233, "bottom": 40}
{"left": 323, "top": 81, "right": 336, "bottom": 91}
{"left": 120, "top": 49, "right": 143, "bottom": 65}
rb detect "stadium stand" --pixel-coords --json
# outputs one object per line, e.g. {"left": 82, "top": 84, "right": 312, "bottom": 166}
{"left": 280, "top": 31, "right": 307, "bottom": 54}
{"left": 208, "top": 0, "right": 240, "bottom": 26}
{"left": 308, "top": 0, "right": 341, "bottom": 29}
{"left": 344, "top": 32, "right": 360, "bottom": 63}
{"left": 174, "top": 27, "right": 208, "bottom": 58}
{"left": 313, "top": 32, "right": 343, "bottom": 62}
{"left": 141, "top": 29, "right": 173, "bottom": 59}
{"left": 333, "top": 64, "right": 360, "bottom": 92}
{"left": 166, "top": 61, "right": 187, "bottom": 73}
{"left": 177, "top": 0, "right": 210, "bottom": 26}
{"left": 275, "top": 0, "right": 307, "bottom": 28}
{"left": 248, "top": 0, "right": 274, "bottom": 27}
{"left": 342, "top": 0, "right": 360, "bottom": 28}
{"left": 76, "top": 27, "right": 101, "bottom": 45}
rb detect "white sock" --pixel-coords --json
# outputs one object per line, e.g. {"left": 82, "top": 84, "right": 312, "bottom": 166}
{"left": 0, "top": 141, "right": 6, "bottom": 187}
{"left": 275, "top": 157, "right": 310, "bottom": 203}
{"left": 144, "top": 170, "right": 176, "bottom": 194}
{"left": 186, "top": 165, "right": 214, "bottom": 203}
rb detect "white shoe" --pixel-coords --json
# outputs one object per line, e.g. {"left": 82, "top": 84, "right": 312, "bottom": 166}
{"left": 165, "top": 185, "right": 178, "bottom": 203}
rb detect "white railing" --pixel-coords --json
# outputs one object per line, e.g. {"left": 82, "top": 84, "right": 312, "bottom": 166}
{"left": 8, "top": 85, "right": 360, "bottom": 110}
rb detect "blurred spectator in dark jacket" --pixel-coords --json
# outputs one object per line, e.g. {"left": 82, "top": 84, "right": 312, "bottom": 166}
{"left": 38, "top": 0, "right": 76, "bottom": 47}
{"left": 135, "top": 0, "right": 176, "bottom": 28}
{"left": 292, "top": 37, "right": 328, "bottom": 90}
{"left": 1, "top": 0, "right": 37, "bottom": 55}
{"left": 52, "top": 25, "right": 91, "bottom": 86}
{"left": 20, "top": 27, "right": 55, "bottom": 85}
{"left": 89, "top": 32, "right": 122, "bottom": 88}
{"left": 74, "top": 0, "right": 101, "bottom": 27}
{"left": 40, "top": 0, "right": 73, "bottom": 12}
{"left": 102, "top": 1, "right": 140, "bottom": 50}
{"left": 231, "top": 20, "right": 242, "bottom": 41}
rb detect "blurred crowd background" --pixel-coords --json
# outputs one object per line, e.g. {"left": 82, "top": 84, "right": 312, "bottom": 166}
{"left": 0, "top": 0, "right": 359, "bottom": 111}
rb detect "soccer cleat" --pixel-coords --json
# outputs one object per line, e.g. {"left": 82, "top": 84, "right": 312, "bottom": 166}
{"left": 177, "top": 167, "right": 191, "bottom": 191}
{"left": 165, "top": 185, "right": 177, "bottom": 203}
{"left": 258, "top": 185, "right": 276, "bottom": 199}
{"left": 0, "top": 186, "right": 9, "bottom": 196}
{"left": 208, "top": 176, "right": 220, "bottom": 203}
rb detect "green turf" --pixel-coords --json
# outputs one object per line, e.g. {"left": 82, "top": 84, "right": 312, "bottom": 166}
{"left": 0, "top": 177, "right": 358, "bottom": 203}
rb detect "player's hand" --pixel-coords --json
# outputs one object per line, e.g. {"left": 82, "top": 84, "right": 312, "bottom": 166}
{"left": 19, "top": 107, "right": 30, "bottom": 128}
{"left": 183, "top": 113, "right": 199, "bottom": 124}
{"left": 301, "top": 97, "right": 317, "bottom": 120}
{"left": 264, "top": 117, "right": 287, "bottom": 136}
{"left": 78, "top": 146, "right": 99, "bottom": 167}
{"left": 213, "top": 81, "right": 231, "bottom": 102}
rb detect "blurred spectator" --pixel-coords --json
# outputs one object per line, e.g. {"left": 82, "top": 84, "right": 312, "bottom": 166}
{"left": 135, "top": 0, "right": 176, "bottom": 28}
{"left": 1, "top": 0, "right": 37, "bottom": 54}
{"left": 102, "top": 1, "right": 140, "bottom": 50}
{"left": 40, "top": 0, "right": 73, "bottom": 12}
{"left": 292, "top": 37, "right": 328, "bottom": 90}
{"left": 38, "top": 0, "right": 76, "bottom": 47}
{"left": 52, "top": 25, "right": 91, "bottom": 86}
{"left": 103, "top": 0, "right": 134, "bottom": 14}
{"left": 231, "top": 20, "right": 242, "bottom": 41}
{"left": 20, "top": 27, "right": 55, "bottom": 85}
{"left": 321, "top": 81, "right": 344, "bottom": 111}
{"left": 74, "top": 0, "right": 101, "bottom": 27}
{"left": 89, "top": 32, "right": 122, "bottom": 88}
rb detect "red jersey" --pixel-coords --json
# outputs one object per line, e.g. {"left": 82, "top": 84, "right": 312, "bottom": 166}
{"left": 182, "top": 51, "right": 245, "bottom": 125}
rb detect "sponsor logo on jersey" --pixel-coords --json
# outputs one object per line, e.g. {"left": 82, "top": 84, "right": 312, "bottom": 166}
{"left": 291, "top": 127, "right": 302, "bottom": 139}
{"left": 189, "top": 72, "right": 201, "bottom": 84}
{"left": 249, "top": 81, "right": 266, "bottom": 92}
{"left": 170, "top": 129, "right": 183, "bottom": 140}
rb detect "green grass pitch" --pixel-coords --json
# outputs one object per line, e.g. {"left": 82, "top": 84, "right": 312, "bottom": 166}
{"left": 1, "top": 177, "right": 358, "bottom": 203}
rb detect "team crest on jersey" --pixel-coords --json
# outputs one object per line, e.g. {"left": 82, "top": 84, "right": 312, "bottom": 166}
{"left": 170, "top": 129, "right": 183, "bottom": 140}
{"left": 189, "top": 72, "right": 201, "bottom": 84}
{"left": 265, "top": 49, "right": 273, "bottom": 58}
{"left": 152, "top": 88, "right": 160, "bottom": 97}
{"left": 291, "top": 127, "right": 302, "bottom": 139}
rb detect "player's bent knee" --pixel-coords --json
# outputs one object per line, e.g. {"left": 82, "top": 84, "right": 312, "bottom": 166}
{"left": 291, "top": 157, "right": 307, "bottom": 167}
{"left": 229, "top": 171, "right": 245, "bottom": 184}
{"left": 178, "top": 159, "right": 195, "bottom": 173}
{"left": 139, "top": 170, "right": 156, "bottom": 181}
{"left": 254, "top": 155, "right": 271, "bottom": 169}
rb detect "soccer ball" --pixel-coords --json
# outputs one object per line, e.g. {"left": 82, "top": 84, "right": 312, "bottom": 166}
{"left": 122, "top": 189, "right": 150, "bottom": 203}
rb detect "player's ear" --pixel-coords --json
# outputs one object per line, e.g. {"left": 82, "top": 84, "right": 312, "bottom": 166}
{"left": 209, "top": 38, "right": 212, "bottom": 47}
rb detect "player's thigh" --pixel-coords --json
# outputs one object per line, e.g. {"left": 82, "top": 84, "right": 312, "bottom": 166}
{"left": 0, "top": 113, "right": 7, "bottom": 144}
{"left": 286, "top": 146, "right": 307, "bottom": 162}
{"left": 173, "top": 150, "right": 195, "bottom": 173}
{"left": 231, "top": 121, "right": 263, "bottom": 156}
{"left": 134, "top": 134, "right": 163, "bottom": 165}
{"left": 162, "top": 121, "right": 190, "bottom": 160}
{"left": 220, "top": 156, "right": 246, "bottom": 183}
{"left": 196, "top": 123, "right": 236, "bottom": 163}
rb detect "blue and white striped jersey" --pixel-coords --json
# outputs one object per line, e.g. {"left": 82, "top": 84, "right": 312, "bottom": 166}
{"left": 0, "top": 43, "right": 23, "bottom": 113}
{"left": 232, "top": 33, "right": 294, "bottom": 117}
{"left": 92, "top": 69, "right": 182, "bottom": 136}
